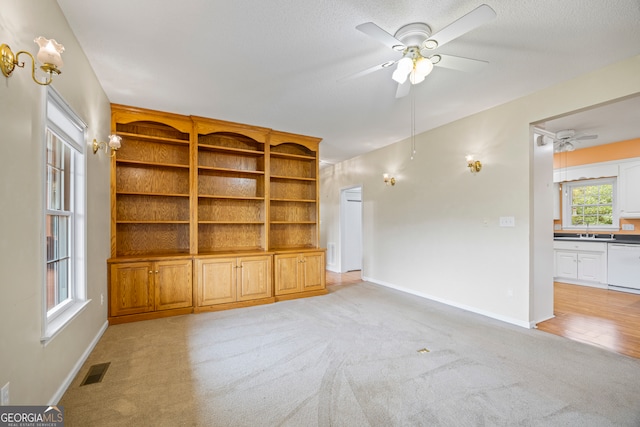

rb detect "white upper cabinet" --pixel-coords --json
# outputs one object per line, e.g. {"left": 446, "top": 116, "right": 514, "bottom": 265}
{"left": 618, "top": 161, "right": 640, "bottom": 218}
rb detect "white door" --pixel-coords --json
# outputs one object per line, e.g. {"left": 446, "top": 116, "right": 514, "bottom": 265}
{"left": 341, "top": 187, "right": 362, "bottom": 272}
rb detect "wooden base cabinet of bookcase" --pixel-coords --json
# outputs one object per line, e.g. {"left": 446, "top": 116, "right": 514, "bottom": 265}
{"left": 274, "top": 250, "right": 327, "bottom": 300}
{"left": 194, "top": 254, "right": 274, "bottom": 312}
{"left": 108, "top": 258, "right": 193, "bottom": 324}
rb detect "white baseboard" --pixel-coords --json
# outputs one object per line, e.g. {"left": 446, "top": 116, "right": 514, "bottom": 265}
{"left": 362, "top": 276, "right": 532, "bottom": 329}
{"left": 50, "top": 320, "right": 108, "bottom": 404}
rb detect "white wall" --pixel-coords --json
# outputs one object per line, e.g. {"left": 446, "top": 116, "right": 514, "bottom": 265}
{"left": 320, "top": 55, "right": 640, "bottom": 327}
{"left": 0, "top": 1, "right": 111, "bottom": 404}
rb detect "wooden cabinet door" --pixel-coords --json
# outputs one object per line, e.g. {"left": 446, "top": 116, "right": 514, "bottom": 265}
{"left": 196, "top": 257, "right": 236, "bottom": 306}
{"left": 237, "top": 256, "right": 272, "bottom": 301}
{"left": 301, "top": 252, "right": 325, "bottom": 291}
{"left": 155, "top": 259, "right": 193, "bottom": 311}
{"left": 274, "top": 254, "right": 301, "bottom": 295}
{"left": 110, "top": 262, "right": 154, "bottom": 316}
{"left": 555, "top": 251, "right": 578, "bottom": 279}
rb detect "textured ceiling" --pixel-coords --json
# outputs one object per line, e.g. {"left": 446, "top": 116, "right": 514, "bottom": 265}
{"left": 56, "top": 0, "right": 640, "bottom": 164}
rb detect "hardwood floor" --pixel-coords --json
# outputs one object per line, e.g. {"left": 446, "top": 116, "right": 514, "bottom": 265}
{"left": 537, "top": 282, "right": 640, "bottom": 359}
{"left": 326, "top": 272, "right": 640, "bottom": 359}
{"left": 326, "top": 270, "right": 362, "bottom": 286}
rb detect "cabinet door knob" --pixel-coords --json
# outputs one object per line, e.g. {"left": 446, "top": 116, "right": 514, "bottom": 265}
{"left": 155, "top": 270, "right": 159, "bottom": 274}
{"left": 149, "top": 271, "right": 153, "bottom": 274}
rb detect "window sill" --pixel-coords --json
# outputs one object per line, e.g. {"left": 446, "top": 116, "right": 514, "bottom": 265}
{"left": 41, "top": 299, "right": 91, "bottom": 346}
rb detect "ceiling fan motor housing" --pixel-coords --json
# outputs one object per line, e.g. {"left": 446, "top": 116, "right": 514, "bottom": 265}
{"left": 556, "top": 129, "right": 576, "bottom": 140}
{"left": 394, "top": 23, "right": 432, "bottom": 48}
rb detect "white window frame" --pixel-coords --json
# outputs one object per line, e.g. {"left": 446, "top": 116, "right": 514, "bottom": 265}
{"left": 562, "top": 177, "right": 619, "bottom": 231}
{"left": 42, "top": 88, "right": 89, "bottom": 344}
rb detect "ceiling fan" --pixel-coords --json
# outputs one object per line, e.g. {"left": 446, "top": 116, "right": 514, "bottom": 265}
{"left": 536, "top": 129, "right": 599, "bottom": 152}
{"left": 349, "top": 4, "right": 497, "bottom": 98}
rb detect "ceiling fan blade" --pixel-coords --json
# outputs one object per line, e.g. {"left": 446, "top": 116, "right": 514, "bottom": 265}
{"left": 425, "top": 4, "right": 496, "bottom": 49}
{"left": 395, "top": 80, "right": 411, "bottom": 98}
{"left": 338, "top": 61, "right": 396, "bottom": 82}
{"left": 575, "top": 134, "right": 598, "bottom": 141}
{"left": 431, "top": 54, "right": 488, "bottom": 72}
{"left": 356, "top": 22, "right": 405, "bottom": 51}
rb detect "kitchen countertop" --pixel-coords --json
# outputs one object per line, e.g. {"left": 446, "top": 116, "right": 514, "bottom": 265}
{"left": 554, "top": 233, "right": 640, "bottom": 244}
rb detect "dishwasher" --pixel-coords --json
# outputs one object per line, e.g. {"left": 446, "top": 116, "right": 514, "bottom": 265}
{"left": 608, "top": 244, "right": 640, "bottom": 294}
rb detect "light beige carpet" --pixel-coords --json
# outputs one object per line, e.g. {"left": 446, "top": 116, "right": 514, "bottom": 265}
{"left": 60, "top": 282, "right": 640, "bottom": 426}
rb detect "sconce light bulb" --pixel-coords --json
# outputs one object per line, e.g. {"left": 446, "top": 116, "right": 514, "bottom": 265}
{"left": 108, "top": 134, "right": 122, "bottom": 150}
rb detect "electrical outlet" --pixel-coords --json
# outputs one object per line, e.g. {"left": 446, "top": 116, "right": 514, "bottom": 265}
{"left": 499, "top": 216, "right": 515, "bottom": 227}
{"left": 1, "top": 382, "right": 9, "bottom": 406}
{"left": 101, "top": 294, "right": 104, "bottom": 305}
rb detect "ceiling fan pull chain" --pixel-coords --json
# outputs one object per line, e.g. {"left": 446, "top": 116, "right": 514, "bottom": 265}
{"left": 411, "top": 90, "right": 416, "bottom": 160}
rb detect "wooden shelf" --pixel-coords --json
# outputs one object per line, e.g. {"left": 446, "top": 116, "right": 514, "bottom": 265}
{"left": 198, "top": 194, "right": 264, "bottom": 201}
{"left": 270, "top": 152, "right": 316, "bottom": 160}
{"left": 197, "top": 144, "right": 264, "bottom": 156}
{"left": 117, "top": 220, "right": 190, "bottom": 224}
{"left": 117, "top": 191, "right": 189, "bottom": 197}
{"left": 270, "top": 198, "right": 316, "bottom": 203}
{"left": 198, "top": 221, "right": 264, "bottom": 225}
{"left": 117, "top": 159, "right": 189, "bottom": 169}
{"left": 198, "top": 166, "right": 265, "bottom": 176}
{"left": 117, "top": 131, "right": 190, "bottom": 146}
{"left": 270, "top": 175, "right": 316, "bottom": 181}
{"left": 270, "top": 221, "right": 316, "bottom": 224}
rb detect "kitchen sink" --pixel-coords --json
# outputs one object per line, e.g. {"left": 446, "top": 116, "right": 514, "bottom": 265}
{"left": 554, "top": 236, "right": 616, "bottom": 242}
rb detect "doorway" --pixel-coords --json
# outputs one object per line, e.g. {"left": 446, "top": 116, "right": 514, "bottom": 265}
{"left": 340, "top": 186, "right": 363, "bottom": 273}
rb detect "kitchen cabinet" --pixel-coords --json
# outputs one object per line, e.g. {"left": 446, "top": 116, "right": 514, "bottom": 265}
{"left": 195, "top": 254, "right": 273, "bottom": 310}
{"left": 553, "top": 241, "right": 607, "bottom": 288}
{"left": 274, "top": 250, "right": 326, "bottom": 298}
{"left": 618, "top": 161, "right": 640, "bottom": 218}
{"left": 109, "top": 258, "right": 193, "bottom": 322}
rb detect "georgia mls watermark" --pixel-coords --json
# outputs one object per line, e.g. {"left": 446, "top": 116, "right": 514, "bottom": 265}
{"left": 0, "top": 406, "right": 64, "bottom": 427}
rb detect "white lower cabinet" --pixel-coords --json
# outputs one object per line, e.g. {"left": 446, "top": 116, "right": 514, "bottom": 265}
{"left": 553, "top": 241, "right": 607, "bottom": 287}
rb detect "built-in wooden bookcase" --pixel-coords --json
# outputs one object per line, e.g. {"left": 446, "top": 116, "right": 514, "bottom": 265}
{"left": 111, "top": 106, "right": 193, "bottom": 257}
{"left": 108, "top": 106, "right": 325, "bottom": 323}
{"left": 269, "top": 131, "right": 320, "bottom": 250}
{"left": 193, "top": 117, "right": 270, "bottom": 254}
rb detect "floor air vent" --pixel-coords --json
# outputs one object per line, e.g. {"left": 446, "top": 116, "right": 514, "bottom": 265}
{"left": 80, "top": 362, "right": 110, "bottom": 386}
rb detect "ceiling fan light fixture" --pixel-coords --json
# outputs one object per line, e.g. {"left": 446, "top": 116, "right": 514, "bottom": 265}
{"left": 414, "top": 57, "right": 433, "bottom": 76}
{"left": 392, "top": 68, "right": 409, "bottom": 84}
{"left": 409, "top": 69, "right": 425, "bottom": 85}
{"left": 392, "top": 57, "right": 412, "bottom": 84}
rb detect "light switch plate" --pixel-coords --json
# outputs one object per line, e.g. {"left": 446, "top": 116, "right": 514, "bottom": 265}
{"left": 622, "top": 224, "right": 635, "bottom": 231}
{"left": 499, "top": 216, "right": 515, "bottom": 227}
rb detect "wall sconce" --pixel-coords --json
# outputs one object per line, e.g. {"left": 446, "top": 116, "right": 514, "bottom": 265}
{"left": 1, "top": 37, "right": 64, "bottom": 86}
{"left": 383, "top": 173, "right": 396, "bottom": 186}
{"left": 93, "top": 135, "right": 122, "bottom": 157}
{"left": 466, "top": 155, "right": 482, "bottom": 174}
